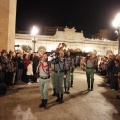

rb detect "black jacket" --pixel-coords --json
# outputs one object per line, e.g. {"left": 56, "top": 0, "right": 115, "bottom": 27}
{"left": 107, "top": 60, "right": 115, "bottom": 72}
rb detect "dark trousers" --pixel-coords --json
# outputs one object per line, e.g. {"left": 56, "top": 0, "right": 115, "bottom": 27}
{"left": 1, "top": 72, "right": 5, "bottom": 82}
{"left": 17, "top": 69, "right": 23, "bottom": 82}
{"left": 111, "top": 76, "right": 118, "bottom": 90}
{"left": 5, "top": 72, "right": 14, "bottom": 86}
{"left": 33, "top": 69, "right": 38, "bottom": 82}
{"left": 107, "top": 71, "right": 112, "bottom": 84}
{"left": 22, "top": 68, "right": 27, "bottom": 82}
{"left": 27, "top": 75, "right": 33, "bottom": 83}
{"left": 86, "top": 68, "right": 94, "bottom": 88}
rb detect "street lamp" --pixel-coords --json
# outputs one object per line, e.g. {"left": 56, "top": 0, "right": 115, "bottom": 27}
{"left": 112, "top": 13, "right": 120, "bottom": 54}
{"left": 31, "top": 25, "right": 39, "bottom": 52}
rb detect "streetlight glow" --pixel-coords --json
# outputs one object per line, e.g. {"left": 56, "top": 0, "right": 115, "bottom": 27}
{"left": 112, "top": 20, "right": 118, "bottom": 28}
{"left": 31, "top": 26, "right": 39, "bottom": 36}
{"left": 31, "top": 25, "right": 39, "bottom": 52}
{"left": 112, "top": 13, "right": 120, "bottom": 28}
{"left": 112, "top": 13, "right": 120, "bottom": 53}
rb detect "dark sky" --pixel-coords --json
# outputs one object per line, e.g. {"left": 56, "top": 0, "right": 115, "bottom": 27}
{"left": 16, "top": 0, "right": 120, "bottom": 38}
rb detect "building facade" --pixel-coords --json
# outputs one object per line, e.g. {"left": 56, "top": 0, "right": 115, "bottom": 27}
{"left": 91, "top": 29, "right": 109, "bottom": 40}
{"left": 15, "top": 27, "right": 118, "bottom": 56}
{"left": 43, "top": 26, "right": 64, "bottom": 36}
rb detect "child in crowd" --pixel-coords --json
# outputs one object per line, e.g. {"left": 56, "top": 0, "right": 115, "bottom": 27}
{"left": 27, "top": 61, "right": 33, "bottom": 84}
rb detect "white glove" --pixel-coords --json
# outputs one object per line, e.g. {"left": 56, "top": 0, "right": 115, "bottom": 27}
{"left": 37, "top": 78, "right": 39, "bottom": 83}
{"left": 53, "top": 56, "right": 56, "bottom": 59}
{"left": 70, "top": 73, "right": 73, "bottom": 75}
{"left": 48, "top": 56, "right": 53, "bottom": 61}
{"left": 63, "top": 75, "right": 66, "bottom": 78}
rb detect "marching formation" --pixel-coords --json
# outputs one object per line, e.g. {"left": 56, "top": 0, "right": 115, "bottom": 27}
{"left": 37, "top": 46, "right": 98, "bottom": 109}
{"left": 38, "top": 50, "right": 75, "bottom": 109}
{"left": 2, "top": 43, "right": 120, "bottom": 110}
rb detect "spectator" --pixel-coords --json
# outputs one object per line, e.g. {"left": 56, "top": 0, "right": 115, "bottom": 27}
{"left": 27, "top": 61, "right": 33, "bottom": 84}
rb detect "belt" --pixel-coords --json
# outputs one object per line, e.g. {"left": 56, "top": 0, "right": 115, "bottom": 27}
{"left": 40, "top": 76, "right": 50, "bottom": 79}
{"left": 54, "top": 70, "right": 64, "bottom": 73}
{"left": 86, "top": 67, "right": 94, "bottom": 69}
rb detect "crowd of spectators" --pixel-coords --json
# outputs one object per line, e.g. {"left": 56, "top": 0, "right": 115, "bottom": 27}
{"left": 97, "top": 54, "right": 120, "bottom": 92}
{"left": 0, "top": 49, "right": 40, "bottom": 89}
{"left": 1, "top": 49, "right": 120, "bottom": 99}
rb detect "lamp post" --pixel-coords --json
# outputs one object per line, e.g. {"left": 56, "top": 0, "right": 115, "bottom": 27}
{"left": 31, "top": 25, "right": 39, "bottom": 52}
{"left": 112, "top": 13, "right": 120, "bottom": 54}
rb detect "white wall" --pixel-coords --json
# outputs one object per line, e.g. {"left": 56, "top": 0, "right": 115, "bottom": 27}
{"left": 15, "top": 27, "right": 118, "bottom": 55}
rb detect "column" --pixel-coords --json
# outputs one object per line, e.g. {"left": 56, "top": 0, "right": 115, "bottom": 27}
{"left": 0, "top": 0, "right": 17, "bottom": 51}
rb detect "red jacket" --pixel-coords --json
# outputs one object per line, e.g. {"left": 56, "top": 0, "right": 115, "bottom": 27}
{"left": 24, "top": 58, "right": 29, "bottom": 69}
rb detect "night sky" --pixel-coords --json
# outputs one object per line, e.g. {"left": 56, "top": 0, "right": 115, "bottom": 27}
{"left": 16, "top": 0, "right": 120, "bottom": 38}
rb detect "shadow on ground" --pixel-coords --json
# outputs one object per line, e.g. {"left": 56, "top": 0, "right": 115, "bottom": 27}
{"left": 97, "top": 76, "right": 120, "bottom": 120}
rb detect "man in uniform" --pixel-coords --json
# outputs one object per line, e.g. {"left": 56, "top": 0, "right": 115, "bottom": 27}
{"left": 37, "top": 53, "right": 51, "bottom": 109}
{"left": 38, "top": 46, "right": 46, "bottom": 61}
{"left": 64, "top": 51, "right": 74, "bottom": 94}
{"left": 53, "top": 51, "right": 67, "bottom": 103}
{"left": 85, "top": 52, "right": 98, "bottom": 91}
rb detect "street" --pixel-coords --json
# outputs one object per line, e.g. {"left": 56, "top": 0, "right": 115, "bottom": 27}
{"left": 0, "top": 67, "right": 120, "bottom": 120}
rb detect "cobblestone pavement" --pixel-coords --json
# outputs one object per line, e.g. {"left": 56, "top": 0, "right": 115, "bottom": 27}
{"left": 0, "top": 67, "right": 120, "bottom": 120}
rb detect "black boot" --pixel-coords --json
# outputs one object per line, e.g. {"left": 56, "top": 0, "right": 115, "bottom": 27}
{"left": 44, "top": 99, "right": 48, "bottom": 109}
{"left": 70, "top": 75, "right": 73, "bottom": 87}
{"left": 87, "top": 84, "right": 90, "bottom": 91}
{"left": 52, "top": 89, "right": 56, "bottom": 96}
{"left": 70, "top": 80, "right": 73, "bottom": 87}
{"left": 66, "top": 87, "right": 70, "bottom": 94}
{"left": 64, "top": 86, "right": 66, "bottom": 93}
{"left": 60, "top": 94, "right": 64, "bottom": 103}
{"left": 91, "top": 84, "right": 93, "bottom": 91}
{"left": 56, "top": 93, "right": 60, "bottom": 102}
{"left": 39, "top": 99, "right": 44, "bottom": 108}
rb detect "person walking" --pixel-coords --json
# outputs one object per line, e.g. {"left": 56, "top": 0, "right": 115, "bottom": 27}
{"left": 53, "top": 51, "right": 67, "bottom": 103}
{"left": 85, "top": 52, "right": 98, "bottom": 91}
{"left": 64, "top": 51, "right": 74, "bottom": 94}
{"left": 38, "top": 53, "right": 51, "bottom": 109}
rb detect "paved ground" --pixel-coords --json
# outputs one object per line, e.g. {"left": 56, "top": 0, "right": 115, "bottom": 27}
{"left": 0, "top": 68, "right": 120, "bottom": 120}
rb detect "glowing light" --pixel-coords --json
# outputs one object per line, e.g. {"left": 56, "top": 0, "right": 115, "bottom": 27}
{"left": 112, "top": 13, "right": 120, "bottom": 28}
{"left": 112, "top": 13, "right": 120, "bottom": 54}
{"left": 31, "top": 26, "right": 39, "bottom": 36}
{"left": 115, "top": 30, "right": 118, "bottom": 35}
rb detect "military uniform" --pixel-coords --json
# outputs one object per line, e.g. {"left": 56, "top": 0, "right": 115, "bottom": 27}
{"left": 53, "top": 54, "right": 67, "bottom": 103}
{"left": 85, "top": 55, "right": 98, "bottom": 91}
{"left": 38, "top": 57, "right": 50, "bottom": 108}
{"left": 64, "top": 56, "right": 74, "bottom": 94}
